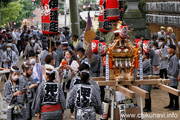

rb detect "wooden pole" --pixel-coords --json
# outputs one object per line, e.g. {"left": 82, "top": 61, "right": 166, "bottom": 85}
{"left": 117, "top": 85, "right": 135, "bottom": 99}
{"left": 49, "top": 36, "right": 52, "bottom": 54}
{"left": 158, "top": 84, "right": 180, "bottom": 96}
{"left": 129, "top": 85, "right": 149, "bottom": 99}
{"left": 95, "top": 79, "right": 170, "bottom": 86}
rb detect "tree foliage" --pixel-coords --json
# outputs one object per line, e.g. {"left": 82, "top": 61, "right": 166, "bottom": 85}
{"left": 0, "top": 1, "right": 23, "bottom": 26}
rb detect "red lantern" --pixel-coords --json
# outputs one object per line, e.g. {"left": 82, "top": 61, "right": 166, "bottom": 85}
{"left": 98, "top": 42, "right": 107, "bottom": 55}
{"left": 99, "top": 0, "right": 109, "bottom": 33}
{"left": 41, "top": 0, "right": 58, "bottom": 35}
{"left": 106, "top": 0, "right": 119, "bottom": 21}
{"left": 92, "top": 40, "right": 99, "bottom": 53}
{"left": 135, "top": 39, "right": 150, "bottom": 54}
{"left": 119, "top": 25, "right": 128, "bottom": 38}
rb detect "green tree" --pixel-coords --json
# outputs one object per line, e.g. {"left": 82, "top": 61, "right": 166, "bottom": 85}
{"left": 138, "top": 0, "right": 147, "bottom": 18}
{"left": 0, "top": 1, "right": 23, "bottom": 27}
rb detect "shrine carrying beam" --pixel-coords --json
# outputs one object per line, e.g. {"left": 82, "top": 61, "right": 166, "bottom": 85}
{"left": 97, "top": 81, "right": 116, "bottom": 86}
{"left": 133, "top": 79, "right": 170, "bottom": 85}
{"left": 129, "top": 85, "right": 149, "bottom": 99}
{"left": 93, "top": 76, "right": 161, "bottom": 82}
{"left": 95, "top": 79, "right": 170, "bottom": 86}
{"left": 117, "top": 85, "right": 135, "bottom": 99}
{"left": 158, "top": 84, "right": 180, "bottom": 96}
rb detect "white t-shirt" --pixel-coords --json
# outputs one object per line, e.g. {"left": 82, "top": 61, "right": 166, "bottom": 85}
{"left": 158, "top": 31, "right": 166, "bottom": 39}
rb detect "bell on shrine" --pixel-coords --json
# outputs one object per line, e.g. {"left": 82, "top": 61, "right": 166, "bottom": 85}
{"left": 106, "top": 0, "right": 119, "bottom": 21}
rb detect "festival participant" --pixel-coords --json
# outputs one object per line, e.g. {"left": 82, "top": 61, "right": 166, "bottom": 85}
{"left": 167, "top": 27, "right": 176, "bottom": 42}
{"left": 164, "top": 45, "right": 179, "bottom": 110}
{"left": 3, "top": 66, "right": 27, "bottom": 120}
{"left": 70, "top": 61, "right": 100, "bottom": 92}
{"left": 20, "top": 62, "right": 38, "bottom": 120}
{"left": 23, "top": 37, "right": 41, "bottom": 60}
{"left": 40, "top": 41, "right": 58, "bottom": 67}
{"left": 2, "top": 43, "right": 19, "bottom": 79}
{"left": 0, "top": 37, "right": 19, "bottom": 55}
{"left": 152, "top": 42, "right": 160, "bottom": 76}
{"left": 72, "top": 34, "right": 79, "bottom": 49}
{"left": 59, "top": 50, "right": 79, "bottom": 119}
{"left": 159, "top": 37, "right": 169, "bottom": 79}
{"left": 165, "top": 32, "right": 175, "bottom": 46}
{"left": 76, "top": 48, "right": 90, "bottom": 64}
{"left": 34, "top": 67, "right": 66, "bottom": 120}
{"left": 57, "top": 40, "right": 76, "bottom": 66}
{"left": 67, "top": 71, "right": 103, "bottom": 120}
{"left": 158, "top": 26, "right": 166, "bottom": 39}
{"left": 2, "top": 43, "right": 19, "bottom": 69}
{"left": 16, "top": 28, "right": 22, "bottom": 55}
{"left": 42, "top": 55, "right": 55, "bottom": 82}
{"left": 140, "top": 53, "right": 152, "bottom": 112}
{"left": 28, "top": 51, "right": 43, "bottom": 83}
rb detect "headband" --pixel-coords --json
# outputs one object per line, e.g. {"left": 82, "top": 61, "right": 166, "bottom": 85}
{"left": 61, "top": 41, "right": 68, "bottom": 45}
{"left": 81, "top": 61, "right": 91, "bottom": 68}
{"left": 10, "top": 66, "right": 20, "bottom": 73}
{"left": 24, "top": 62, "right": 33, "bottom": 68}
{"left": 46, "top": 69, "right": 55, "bottom": 74}
{"left": 80, "top": 70, "right": 89, "bottom": 74}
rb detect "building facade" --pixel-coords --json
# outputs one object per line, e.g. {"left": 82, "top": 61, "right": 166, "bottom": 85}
{"left": 146, "top": 0, "right": 180, "bottom": 52}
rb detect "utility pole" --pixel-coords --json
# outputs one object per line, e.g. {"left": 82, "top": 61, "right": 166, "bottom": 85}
{"left": 69, "top": 0, "right": 80, "bottom": 37}
{"left": 64, "top": 0, "right": 67, "bottom": 27}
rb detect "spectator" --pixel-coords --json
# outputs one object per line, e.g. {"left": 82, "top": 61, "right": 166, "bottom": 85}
{"left": 165, "top": 32, "right": 175, "bottom": 46}
{"left": 167, "top": 27, "right": 176, "bottom": 42}
{"left": 59, "top": 50, "right": 79, "bottom": 119}
{"left": 158, "top": 26, "right": 166, "bottom": 39}
{"left": 159, "top": 37, "right": 169, "bottom": 79}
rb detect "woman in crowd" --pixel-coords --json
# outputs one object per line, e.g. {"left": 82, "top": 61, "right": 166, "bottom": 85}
{"left": 3, "top": 66, "right": 27, "bottom": 120}
{"left": 67, "top": 71, "right": 103, "bottom": 120}
{"left": 34, "top": 67, "right": 66, "bottom": 120}
{"left": 20, "top": 62, "right": 38, "bottom": 120}
{"left": 59, "top": 50, "right": 79, "bottom": 119}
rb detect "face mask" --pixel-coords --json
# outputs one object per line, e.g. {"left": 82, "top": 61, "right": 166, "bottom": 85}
{"left": 161, "top": 30, "right": 164, "bottom": 32}
{"left": 167, "top": 35, "right": 170, "bottom": 38}
{"left": 66, "top": 59, "right": 70, "bottom": 62}
{"left": 12, "top": 75, "right": 19, "bottom": 81}
{"left": 158, "top": 42, "right": 163, "bottom": 47}
{"left": 7, "top": 47, "right": 11, "bottom": 51}
{"left": 31, "top": 40, "right": 35, "bottom": 43}
{"left": 30, "top": 59, "right": 36, "bottom": 64}
{"left": 77, "top": 55, "right": 80, "bottom": 59}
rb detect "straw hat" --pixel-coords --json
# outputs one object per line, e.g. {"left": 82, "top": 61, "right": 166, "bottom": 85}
{"left": 167, "top": 27, "right": 173, "bottom": 32}
{"left": 160, "top": 26, "right": 165, "bottom": 30}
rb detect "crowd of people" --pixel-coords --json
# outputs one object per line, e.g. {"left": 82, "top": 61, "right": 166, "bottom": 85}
{"left": 0, "top": 24, "right": 180, "bottom": 120}
{"left": 0, "top": 25, "right": 102, "bottom": 120}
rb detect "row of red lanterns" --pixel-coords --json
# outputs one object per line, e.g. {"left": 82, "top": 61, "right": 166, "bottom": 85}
{"left": 99, "top": 0, "right": 124, "bottom": 33}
